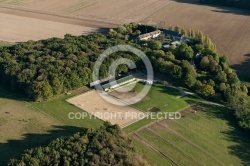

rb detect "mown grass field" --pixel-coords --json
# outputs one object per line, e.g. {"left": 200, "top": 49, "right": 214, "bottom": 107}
{"left": 0, "top": 86, "right": 63, "bottom": 164}
{"left": 131, "top": 104, "right": 250, "bottom": 166}
{"left": 134, "top": 83, "right": 189, "bottom": 111}
{"left": 124, "top": 82, "right": 199, "bottom": 133}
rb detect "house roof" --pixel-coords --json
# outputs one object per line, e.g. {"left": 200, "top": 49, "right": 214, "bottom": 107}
{"left": 102, "top": 75, "right": 135, "bottom": 90}
{"left": 138, "top": 30, "right": 161, "bottom": 39}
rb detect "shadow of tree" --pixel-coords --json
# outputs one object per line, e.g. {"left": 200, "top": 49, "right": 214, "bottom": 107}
{"left": 0, "top": 84, "right": 31, "bottom": 102}
{"left": 154, "top": 84, "right": 182, "bottom": 96}
{"left": 183, "top": 101, "right": 250, "bottom": 165}
{"left": 96, "top": 28, "right": 110, "bottom": 34}
{"left": 0, "top": 125, "right": 86, "bottom": 165}
{"left": 232, "top": 53, "right": 250, "bottom": 80}
{"left": 82, "top": 28, "right": 110, "bottom": 35}
{"left": 174, "top": 0, "right": 250, "bottom": 16}
{"left": 174, "top": 0, "right": 198, "bottom": 3}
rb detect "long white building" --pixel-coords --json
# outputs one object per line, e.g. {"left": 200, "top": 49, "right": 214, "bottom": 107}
{"left": 138, "top": 30, "right": 161, "bottom": 41}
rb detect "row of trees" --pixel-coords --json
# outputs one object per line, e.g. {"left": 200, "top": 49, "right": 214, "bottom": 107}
{"left": 149, "top": 42, "right": 239, "bottom": 99}
{"left": 199, "top": 0, "right": 250, "bottom": 10}
{"left": 9, "top": 123, "right": 150, "bottom": 166}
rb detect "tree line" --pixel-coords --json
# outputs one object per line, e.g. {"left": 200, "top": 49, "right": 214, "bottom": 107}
{"left": 0, "top": 23, "right": 249, "bottom": 129}
{"left": 8, "top": 123, "right": 150, "bottom": 166}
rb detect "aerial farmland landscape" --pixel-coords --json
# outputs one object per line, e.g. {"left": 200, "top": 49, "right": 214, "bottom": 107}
{"left": 0, "top": 0, "right": 250, "bottom": 165}
{"left": 0, "top": 0, "right": 250, "bottom": 73}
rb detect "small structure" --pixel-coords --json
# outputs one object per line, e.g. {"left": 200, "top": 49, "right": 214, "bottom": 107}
{"left": 138, "top": 30, "right": 161, "bottom": 41}
{"left": 163, "top": 41, "right": 181, "bottom": 48}
{"left": 101, "top": 75, "right": 136, "bottom": 91}
{"left": 163, "top": 44, "right": 171, "bottom": 48}
{"left": 171, "top": 41, "right": 181, "bottom": 45}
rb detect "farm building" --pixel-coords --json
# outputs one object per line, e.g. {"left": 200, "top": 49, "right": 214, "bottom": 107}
{"left": 163, "top": 41, "right": 181, "bottom": 48}
{"left": 101, "top": 75, "right": 136, "bottom": 91}
{"left": 163, "top": 30, "right": 183, "bottom": 41}
{"left": 138, "top": 30, "right": 161, "bottom": 41}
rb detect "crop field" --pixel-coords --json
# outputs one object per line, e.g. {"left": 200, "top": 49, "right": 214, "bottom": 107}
{"left": 0, "top": 0, "right": 249, "bottom": 73}
{"left": 0, "top": 12, "right": 100, "bottom": 42}
{"left": 130, "top": 104, "right": 250, "bottom": 166}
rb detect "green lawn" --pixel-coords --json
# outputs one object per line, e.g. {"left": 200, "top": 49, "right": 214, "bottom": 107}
{"left": 132, "top": 104, "right": 250, "bottom": 166}
{"left": 134, "top": 83, "right": 189, "bottom": 111}
{"left": 30, "top": 87, "right": 103, "bottom": 129}
{"left": 124, "top": 83, "right": 199, "bottom": 133}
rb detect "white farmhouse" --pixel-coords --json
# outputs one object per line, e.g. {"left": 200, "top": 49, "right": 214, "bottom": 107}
{"left": 138, "top": 30, "right": 161, "bottom": 41}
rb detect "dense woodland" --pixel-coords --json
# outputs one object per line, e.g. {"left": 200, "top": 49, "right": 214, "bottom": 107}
{"left": 199, "top": 0, "right": 250, "bottom": 10}
{"left": 8, "top": 123, "right": 150, "bottom": 166}
{"left": 0, "top": 23, "right": 249, "bottom": 129}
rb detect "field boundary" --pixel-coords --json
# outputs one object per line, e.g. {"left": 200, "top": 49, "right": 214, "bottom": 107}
{"left": 128, "top": 105, "right": 193, "bottom": 134}
{"left": 145, "top": 127, "right": 203, "bottom": 165}
{"left": 24, "top": 101, "right": 65, "bottom": 125}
